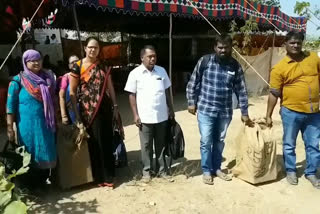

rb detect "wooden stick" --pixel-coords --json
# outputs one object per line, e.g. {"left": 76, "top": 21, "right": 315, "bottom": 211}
{"left": 72, "top": 3, "right": 84, "bottom": 58}
{"left": 169, "top": 13, "right": 174, "bottom": 104}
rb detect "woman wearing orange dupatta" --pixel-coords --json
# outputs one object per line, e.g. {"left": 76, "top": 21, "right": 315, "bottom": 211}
{"left": 69, "top": 37, "right": 122, "bottom": 187}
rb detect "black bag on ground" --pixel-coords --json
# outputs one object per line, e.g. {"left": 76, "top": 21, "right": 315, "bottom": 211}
{"left": 166, "top": 119, "right": 185, "bottom": 160}
{"left": 0, "top": 140, "right": 23, "bottom": 173}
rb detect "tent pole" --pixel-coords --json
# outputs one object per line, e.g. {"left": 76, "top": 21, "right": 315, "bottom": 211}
{"left": 72, "top": 3, "right": 84, "bottom": 58}
{"left": 169, "top": 13, "right": 173, "bottom": 105}
{"left": 128, "top": 34, "right": 131, "bottom": 65}
{"left": 267, "top": 30, "right": 276, "bottom": 82}
{"left": 31, "top": 28, "right": 36, "bottom": 49}
{"left": 59, "top": 29, "right": 66, "bottom": 61}
{"left": 120, "top": 32, "right": 124, "bottom": 67}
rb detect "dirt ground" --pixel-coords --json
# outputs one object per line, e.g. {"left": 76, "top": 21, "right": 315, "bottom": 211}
{"left": 5, "top": 93, "right": 320, "bottom": 214}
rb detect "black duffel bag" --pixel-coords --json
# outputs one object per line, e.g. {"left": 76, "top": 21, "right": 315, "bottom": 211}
{"left": 165, "top": 119, "right": 185, "bottom": 164}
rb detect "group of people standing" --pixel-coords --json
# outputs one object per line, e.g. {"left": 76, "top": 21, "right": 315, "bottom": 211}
{"left": 5, "top": 37, "right": 174, "bottom": 190}
{"left": 6, "top": 37, "right": 123, "bottom": 189}
{"left": 5, "top": 30, "right": 320, "bottom": 192}
{"left": 186, "top": 32, "right": 320, "bottom": 188}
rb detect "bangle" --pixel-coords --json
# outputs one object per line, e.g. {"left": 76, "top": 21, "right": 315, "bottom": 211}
{"left": 113, "top": 104, "right": 118, "bottom": 107}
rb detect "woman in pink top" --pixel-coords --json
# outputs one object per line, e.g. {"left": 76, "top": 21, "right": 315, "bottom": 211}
{"left": 59, "top": 55, "right": 79, "bottom": 124}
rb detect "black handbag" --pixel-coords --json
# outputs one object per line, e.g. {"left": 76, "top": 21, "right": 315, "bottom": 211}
{"left": 112, "top": 129, "right": 128, "bottom": 168}
{"left": 112, "top": 115, "right": 127, "bottom": 168}
{"left": 0, "top": 140, "right": 23, "bottom": 173}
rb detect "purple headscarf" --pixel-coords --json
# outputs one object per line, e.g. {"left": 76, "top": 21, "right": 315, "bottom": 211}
{"left": 22, "top": 49, "right": 56, "bottom": 131}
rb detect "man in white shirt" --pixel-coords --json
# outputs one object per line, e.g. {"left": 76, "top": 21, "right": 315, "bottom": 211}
{"left": 124, "top": 45, "right": 174, "bottom": 182}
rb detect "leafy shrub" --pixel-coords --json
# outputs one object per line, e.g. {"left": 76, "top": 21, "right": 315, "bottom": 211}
{"left": 0, "top": 147, "right": 31, "bottom": 214}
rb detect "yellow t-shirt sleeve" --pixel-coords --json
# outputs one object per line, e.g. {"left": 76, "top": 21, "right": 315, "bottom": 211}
{"left": 270, "top": 66, "right": 283, "bottom": 91}
{"left": 318, "top": 54, "right": 320, "bottom": 84}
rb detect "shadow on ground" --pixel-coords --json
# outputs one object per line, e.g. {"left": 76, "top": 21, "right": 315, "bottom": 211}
{"left": 169, "top": 158, "right": 202, "bottom": 178}
{"left": 28, "top": 186, "right": 99, "bottom": 214}
{"left": 225, "top": 154, "right": 287, "bottom": 187}
{"left": 296, "top": 159, "right": 306, "bottom": 178}
{"left": 27, "top": 150, "right": 203, "bottom": 213}
{"left": 117, "top": 151, "right": 203, "bottom": 183}
{"left": 27, "top": 150, "right": 142, "bottom": 213}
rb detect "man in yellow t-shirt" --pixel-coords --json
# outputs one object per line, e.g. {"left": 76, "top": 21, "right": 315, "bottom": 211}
{"left": 266, "top": 31, "right": 320, "bottom": 189}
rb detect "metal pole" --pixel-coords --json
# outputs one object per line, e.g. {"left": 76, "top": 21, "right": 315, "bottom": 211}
{"left": 72, "top": 3, "right": 84, "bottom": 58}
{"left": 169, "top": 13, "right": 173, "bottom": 104}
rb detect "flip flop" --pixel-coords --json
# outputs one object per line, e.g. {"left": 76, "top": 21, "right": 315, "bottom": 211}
{"left": 97, "top": 183, "right": 105, "bottom": 188}
{"left": 103, "top": 182, "right": 114, "bottom": 188}
{"left": 97, "top": 182, "right": 114, "bottom": 188}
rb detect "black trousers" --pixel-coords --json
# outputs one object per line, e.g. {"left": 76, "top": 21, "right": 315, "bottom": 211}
{"left": 87, "top": 98, "right": 115, "bottom": 183}
{"left": 139, "top": 120, "right": 168, "bottom": 176}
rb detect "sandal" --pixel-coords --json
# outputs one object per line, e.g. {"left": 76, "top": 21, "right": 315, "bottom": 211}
{"left": 202, "top": 175, "right": 214, "bottom": 185}
{"left": 97, "top": 182, "right": 114, "bottom": 188}
{"left": 103, "top": 182, "right": 114, "bottom": 188}
{"left": 216, "top": 170, "right": 232, "bottom": 181}
{"left": 98, "top": 183, "right": 105, "bottom": 188}
{"left": 306, "top": 175, "right": 320, "bottom": 189}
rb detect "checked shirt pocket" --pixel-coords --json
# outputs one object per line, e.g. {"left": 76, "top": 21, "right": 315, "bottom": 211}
{"left": 224, "top": 71, "right": 235, "bottom": 87}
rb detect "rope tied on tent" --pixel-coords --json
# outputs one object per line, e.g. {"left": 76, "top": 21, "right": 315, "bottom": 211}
{"left": 186, "top": 0, "right": 271, "bottom": 87}
{"left": 0, "top": 0, "right": 46, "bottom": 72}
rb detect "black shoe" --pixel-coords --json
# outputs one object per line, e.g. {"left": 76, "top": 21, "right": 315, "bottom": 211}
{"left": 306, "top": 175, "right": 320, "bottom": 189}
{"left": 286, "top": 172, "right": 298, "bottom": 185}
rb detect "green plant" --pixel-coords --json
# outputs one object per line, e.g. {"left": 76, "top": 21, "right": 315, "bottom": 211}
{"left": 304, "top": 39, "right": 320, "bottom": 51}
{"left": 240, "top": 17, "right": 259, "bottom": 55}
{"left": 229, "top": 20, "right": 240, "bottom": 49}
{"left": 294, "top": 1, "right": 320, "bottom": 30}
{"left": 229, "top": 17, "right": 259, "bottom": 55}
{"left": 0, "top": 147, "right": 31, "bottom": 214}
{"left": 229, "top": 0, "right": 280, "bottom": 55}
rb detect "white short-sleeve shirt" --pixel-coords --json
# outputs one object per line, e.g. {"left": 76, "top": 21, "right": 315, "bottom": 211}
{"left": 124, "top": 64, "right": 171, "bottom": 124}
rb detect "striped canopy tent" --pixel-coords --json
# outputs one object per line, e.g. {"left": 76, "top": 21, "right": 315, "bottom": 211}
{"left": 55, "top": 0, "right": 306, "bottom": 94}
{"left": 0, "top": 0, "right": 56, "bottom": 43}
{"left": 60, "top": 0, "right": 307, "bottom": 32}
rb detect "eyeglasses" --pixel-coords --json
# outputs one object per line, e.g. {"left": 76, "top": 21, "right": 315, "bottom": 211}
{"left": 86, "top": 46, "right": 99, "bottom": 50}
{"left": 27, "top": 60, "right": 41, "bottom": 64}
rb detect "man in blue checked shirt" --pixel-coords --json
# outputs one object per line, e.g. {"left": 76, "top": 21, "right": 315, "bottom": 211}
{"left": 186, "top": 34, "right": 254, "bottom": 185}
